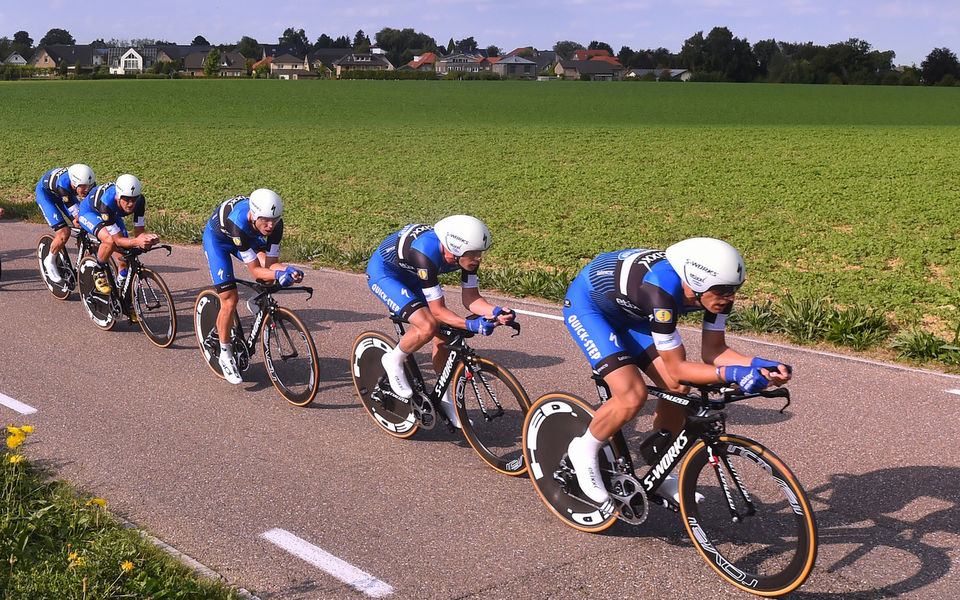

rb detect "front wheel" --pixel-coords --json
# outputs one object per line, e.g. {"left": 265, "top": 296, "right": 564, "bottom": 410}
{"left": 351, "top": 331, "right": 419, "bottom": 439}
{"left": 77, "top": 256, "right": 116, "bottom": 330}
{"left": 678, "top": 434, "right": 818, "bottom": 596}
{"left": 453, "top": 358, "right": 530, "bottom": 476}
{"left": 132, "top": 267, "right": 177, "bottom": 348}
{"left": 522, "top": 392, "right": 620, "bottom": 533}
{"left": 261, "top": 307, "right": 319, "bottom": 406}
{"left": 37, "top": 234, "right": 73, "bottom": 299}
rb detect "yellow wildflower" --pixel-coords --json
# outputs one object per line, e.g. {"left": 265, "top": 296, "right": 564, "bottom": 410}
{"left": 6, "top": 426, "right": 21, "bottom": 436}
{"left": 121, "top": 560, "right": 134, "bottom": 573}
{"left": 21, "top": 425, "right": 33, "bottom": 434}
{"left": 5, "top": 435, "right": 23, "bottom": 450}
{"left": 75, "top": 557, "right": 85, "bottom": 567}
{"left": 86, "top": 498, "right": 107, "bottom": 507}
{"left": 68, "top": 551, "right": 78, "bottom": 561}
{"left": 9, "top": 455, "right": 22, "bottom": 464}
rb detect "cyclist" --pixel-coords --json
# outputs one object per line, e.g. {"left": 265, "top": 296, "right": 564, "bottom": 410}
{"left": 202, "top": 189, "right": 303, "bottom": 384}
{"left": 78, "top": 174, "right": 159, "bottom": 296}
{"left": 563, "top": 238, "right": 791, "bottom": 511}
{"left": 35, "top": 164, "right": 96, "bottom": 283}
{"left": 366, "top": 215, "right": 515, "bottom": 428}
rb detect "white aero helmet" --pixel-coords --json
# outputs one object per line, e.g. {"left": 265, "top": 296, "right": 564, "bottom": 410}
{"left": 67, "top": 164, "right": 95, "bottom": 187}
{"left": 434, "top": 214, "right": 491, "bottom": 257}
{"left": 115, "top": 174, "right": 142, "bottom": 198}
{"left": 664, "top": 237, "right": 745, "bottom": 295}
{"left": 249, "top": 188, "right": 283, "bottom": 219}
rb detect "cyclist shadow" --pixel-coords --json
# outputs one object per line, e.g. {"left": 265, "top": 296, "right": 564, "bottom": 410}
{"left": 788, "top": 465, "right": 959, "bottom": 599}
{"left": 238, "top": 358, "right": 359, "bottom": 410}
{"left": 0, "top": 267, "right": 52, "bottom": 292}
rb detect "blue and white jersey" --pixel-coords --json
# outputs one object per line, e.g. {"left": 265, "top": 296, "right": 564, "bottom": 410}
{"left": 207, "top": 196, "right": 284, "bottom": 264}
{"left": 78, "top": 182, "right": 146, "bottom": 236}
{"left": 371, "top": 223, "right": 476, "bottom": 302}
{"left": 572, "top": 248, "right": 730, "bottom": 351}
{"left": 37, "top": 167, "right": 82, "bottom": 207}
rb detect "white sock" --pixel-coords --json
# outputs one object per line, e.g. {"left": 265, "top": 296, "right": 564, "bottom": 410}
{"left": 220, "top": 342, "right": 232, "bottom": 354}
{"left": 386, "top": 347, "right": 409, "bottom": 365}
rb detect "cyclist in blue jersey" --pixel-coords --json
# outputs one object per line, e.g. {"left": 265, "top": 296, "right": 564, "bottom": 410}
{"left": 563, "top": 238, "right": 792, "bottom": 511}
{"left": 78, "top": 174, "right": 159, "bottom": 295}
{"left": 367, "top": 215, "right": 515, "bottom": 428}
{"left": 202, "top": 189, "right": 303, "bottom": 384}
{"left": 35, "top": 164, "right": 96, "bottom": 283}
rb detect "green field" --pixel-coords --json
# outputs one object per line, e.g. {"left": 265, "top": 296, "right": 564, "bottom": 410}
{"left": 2, "top": 79, "right": 960, "bottom": 332}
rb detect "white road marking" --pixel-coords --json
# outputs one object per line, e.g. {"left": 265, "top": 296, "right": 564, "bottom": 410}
{"left": 946, "top": 389, "right": 960, "bottom": 396}
{"left": 261, "top": 528, "right": 394, "bottom": 598}
{"left": 0, "top": 393, "right": 37, "bottom": 414}
{"left": 512, "top": 307, "right": 563, "bottom": 321}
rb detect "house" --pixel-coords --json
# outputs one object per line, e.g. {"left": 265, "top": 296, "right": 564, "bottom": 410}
{"left": 182, "top": 50, "right": 247, "bottom": 76}
{"left": 3, "top": 52, "right": 27, "bottom": 65}
{"left": 555, "top": 59, "right": 625, "bottom": 81}
{"left": 491, "top": 55, "right": 537, "bottom": 79}
{"left": 305, "top": 48, "right": 352, "bottom": 75}
{"left": 332, "top": 53, "right": 393, "bottom": 77}
{"left": 504, "top": 47, "right": 557, "bottom": 74}
{"left": 624, "top": 68, "right": 691, "bottom": 82}
{"left": 30, "top": 44, "right": 105, "bottom": 73}
{"left": 270, "top": 53, "right": 310, "bottom": 79}
{"left": 405, "top": 52, "right": 437, "bottom": 71}
{"left": 435, "top": 53, "right": 484, "bottom": 76}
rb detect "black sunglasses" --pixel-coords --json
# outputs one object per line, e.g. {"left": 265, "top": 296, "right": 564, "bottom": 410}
{"left": 707, "top": 284, "right": 741, "bottom": 297}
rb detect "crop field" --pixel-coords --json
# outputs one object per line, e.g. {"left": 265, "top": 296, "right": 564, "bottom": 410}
{"left": 2, "top": 79, "right": 959, "bottom": 332}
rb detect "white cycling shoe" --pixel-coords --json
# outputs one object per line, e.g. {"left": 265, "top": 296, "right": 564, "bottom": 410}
{"left": 567, "top": 436, "right": 613, "bottom": 509}
{"left": 43, "top": 252, "right": 63, "bottom": 284}
{"left": 380, "top": 353, "right": 413, "bottom": 399}
{"left": 218, "top": 352, "right": 243, "bottom": 385}
{"left": 439, "top": 395, "right": 462, "bottom": 429}
{"left": 655, "top": 473, "right": 705, "bottom": 505}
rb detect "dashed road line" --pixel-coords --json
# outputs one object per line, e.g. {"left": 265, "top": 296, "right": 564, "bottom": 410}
{"left": 261, "top": 528, "right": 393, "bottom": 597}
{"left": 0, "top": 392, "right": 37, "bottom": 414}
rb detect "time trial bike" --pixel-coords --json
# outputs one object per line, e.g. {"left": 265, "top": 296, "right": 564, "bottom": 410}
{"left": 194, "top": 278, "right": 320, "bottom": 406}
{"left": 351, "top": 314, "right": 530, "bottom": 476}
{"left": 522, "top": 374, "right": 817, "bottom": 596}
{"left": 37, "top": 226, "right": 115, "bottom": 300}
{"left": 76, "top": 243, "right": 177, "bottom": 348}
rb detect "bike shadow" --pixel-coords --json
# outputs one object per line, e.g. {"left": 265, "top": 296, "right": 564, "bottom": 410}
{"left": 0, "top": 268, "right": 53, "bottom": 292}
{"left": 605, "top": 465, "right": 959, "bottom": 599}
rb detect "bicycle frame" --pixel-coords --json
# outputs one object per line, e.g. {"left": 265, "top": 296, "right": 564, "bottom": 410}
{"left": 230, "top": 279, "right": 314, "bottom": 356}
{"left": 591, "top": 373, "right": 791, "bottom": 509}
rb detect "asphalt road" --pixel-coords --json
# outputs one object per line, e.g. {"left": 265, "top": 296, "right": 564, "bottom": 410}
{"left": 2, "top": 220, "right": 959, "bottom": 600}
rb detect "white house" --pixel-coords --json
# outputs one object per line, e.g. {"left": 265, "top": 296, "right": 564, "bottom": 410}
{"left": 3, "top": 52, "right": 27, "bottom": 65}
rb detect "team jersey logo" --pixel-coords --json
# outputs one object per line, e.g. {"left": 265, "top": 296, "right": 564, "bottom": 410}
{"left": 654, "top": 308, "right": 673, "bottom": 323}
{"left": 232, "top": 237, "right": 242, "bottom": 246}
{"left": 417, "top": 268, "right": 428, "bottom": 280}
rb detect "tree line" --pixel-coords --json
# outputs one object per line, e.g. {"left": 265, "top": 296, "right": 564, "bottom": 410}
{"left": 3, "top": 25, "right": 959, "bottom": 85}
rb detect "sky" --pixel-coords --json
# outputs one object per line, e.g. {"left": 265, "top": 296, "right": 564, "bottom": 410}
{"left": 3, "top": 0, "right": 958, "bottom": 67}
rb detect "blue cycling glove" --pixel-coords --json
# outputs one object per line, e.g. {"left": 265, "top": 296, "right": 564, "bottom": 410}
{"left": 277, "top": 266, "right": 297, "bottom": 288}
{"left": 721, "top": 365, "right": 769, "bottom": 393}
{"left": 751, "top": 357, "right": 792, "bottom": 376}
{"left": 493, "top": 306, "right": 514, "bottom": 320}
{"left": 465, "top": 316, "right": 496, "bottom": 336}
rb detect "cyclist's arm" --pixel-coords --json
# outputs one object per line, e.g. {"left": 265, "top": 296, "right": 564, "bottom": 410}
{"left": 243, "top": 256, "right": 279, "bottom": 281}
{"left": 659, "top": 345, "right": 729, "bottom": 384}
{"left": 427, "top": 295, "right": 471, "bottom": 329}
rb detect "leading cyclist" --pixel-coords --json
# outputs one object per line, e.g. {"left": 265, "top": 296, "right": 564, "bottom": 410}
{"left": 563, "top": 238, "right": 791, "bottom": 512}
{"left": 201, "top": 189, "right": 303, "bottom": 384}
{"left": 366, "top": 215, "right": 515, "bottom": 428}
{"left": 35, "top": 164, "right": 95, "bottom": 283}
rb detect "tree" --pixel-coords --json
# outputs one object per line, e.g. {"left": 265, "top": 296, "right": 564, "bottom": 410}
{"left": 0, "top": 37, "right": 10, "bottom": 59}
{"left": 12, "top": 30, "right": 32, "bottom": 55}
{"left": 618, "top": 46, "right": 635, "bottom": 68}
{"left": 192, "top": 35, "right": 210, "bottom": 46}
{"left": 921, "top": 47, "right": 960, "bottom": 85}
{"left": 679, "top": 31, "right": 705, "bottom": 72}
{"left": 587, "top": 40, "right": 614, "bottom": 56}
{"left": 279, "top": 27, "right": 309, "bottom": 57}
{"left": 332, "top": 35, "right": 351, "bottom": 49}
{"left": 315, "top": 33, "right": 334, "bottom": 49}
{"left": 446, "top": 38, "right": 455, "bottom": 54}
{"left": 40, "top": 28, "right": 74, "bottom": 46}
{"left": 486, "top": 45, "right": 500, "bottom": 57}
{"left": 375, "top": 27, "right": 439, "bottom": 66}
{"left": 553, "top": 40, "right": 583, "bottom": 60}
{"left": 353, "top": 29, "right": 370, "bottom": 50}
{"left": 236, "top": 36, "right": 260, "bottom": 59}
{"left": 455, "top": 37, "right": 477, "bottom": 54}
{"left": 57, "top": 60, "right": 68, "bottom": 77}
{"left": 203, "top": 48, "right": 221, "bottom": 76}
{"left": 90, "top": 38, "right": 108, "bottom": 48}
